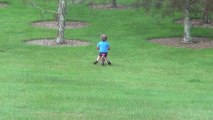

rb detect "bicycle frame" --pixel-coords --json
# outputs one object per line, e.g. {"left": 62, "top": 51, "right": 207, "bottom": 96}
{"left": 101, "top": 53, "right": 107, "bottom": 66}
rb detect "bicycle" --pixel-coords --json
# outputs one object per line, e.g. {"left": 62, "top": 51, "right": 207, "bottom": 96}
{"left": 93, "top": 53, "right": 111, "bottom": 66}
{"left": 100, "top": 53, "right": 107, "bottom": 66}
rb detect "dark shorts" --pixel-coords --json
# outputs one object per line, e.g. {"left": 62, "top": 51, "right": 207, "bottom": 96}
{"left": 99, "top": 52, "right": 108, "bottom": 57}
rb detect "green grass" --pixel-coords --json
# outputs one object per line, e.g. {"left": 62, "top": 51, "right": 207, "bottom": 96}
{"left": 0, "top": 0, "right": 213, "bottom": 119}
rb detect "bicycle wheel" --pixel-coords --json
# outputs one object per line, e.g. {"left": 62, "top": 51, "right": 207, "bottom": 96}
{"left": 101, "top": 56, "right": 105, "bottom": 66}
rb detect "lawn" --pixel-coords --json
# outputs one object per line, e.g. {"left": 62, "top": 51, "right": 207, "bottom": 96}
{"left": 0, "top": 0, "right": 213, "bottom": 120}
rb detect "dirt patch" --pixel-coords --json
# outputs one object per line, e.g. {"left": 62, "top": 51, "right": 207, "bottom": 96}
{"left": 176, "top": 19, "right": 213, "bottom": 28}
{"left": 32, "top": 21, "right": 88, "bottom": 29}
{"left": 150, "top": 37, "right": 213, "bottom": 49}
{"left": 89, "top": 4, "right": 127, "bottom": 10}
{"left": 0, "top": 3, "right": 7, "bottom": 8}
{"left": 25, "top": 39, "right": 91, "bottom": 47}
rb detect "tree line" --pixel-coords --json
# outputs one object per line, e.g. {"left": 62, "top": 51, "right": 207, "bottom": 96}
{"left": 138, "top": 0, "right": 212, "bottom": 43}
{"left": 27, "top": 0, "right": 212, "bottom": 44}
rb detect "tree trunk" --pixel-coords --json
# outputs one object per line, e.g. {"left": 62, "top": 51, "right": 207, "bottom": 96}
{"left": 56, "top": 0, "right": 66, "bottom": 44}
{"left": 183, "top": 0, "right": 191, "bottom": 43}
{"left": 156, "top": 0, "right": 163, "bottom": 9}
{"left": 111, "top": 0, "right": 117, "bottom": 8}
{"left": 202, "top": 1, "right": 209, "bottom": 24}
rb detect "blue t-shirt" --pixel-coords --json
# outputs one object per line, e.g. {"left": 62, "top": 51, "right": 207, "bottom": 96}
{"left": 97, "top": 41, "right": 110, "bottom": 52}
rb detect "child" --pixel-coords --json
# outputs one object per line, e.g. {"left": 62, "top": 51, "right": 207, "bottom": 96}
{"left": 93, "top": 34, "right": 112, "bottom": 66}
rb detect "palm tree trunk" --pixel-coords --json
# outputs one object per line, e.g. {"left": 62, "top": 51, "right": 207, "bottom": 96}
{"left": 56, "top": 0, "right": 66, "bottom": 44}
{"left": 183, "top": 0, "right": 191, "bottom": 43}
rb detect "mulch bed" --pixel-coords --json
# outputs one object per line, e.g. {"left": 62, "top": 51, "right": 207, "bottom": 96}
{"left": 0, "top": 3, "right": 7, "bottom": 8}
{"left": 32, "top": 21, "right": 88, "bottom": 29}
{"left": 89, "top": 4, "right": 127, "bottom": 10}
{"left": 150, "top": 37, "right": 213, "bottom": 49}
{"left": 25, "top": 39, "right": 91, "bottom": 47}
{"left": 176, "top": 19, "right": 213, "bottom": 28}
{"left": 29, "top": 21, "right": 90, "bottom": 46}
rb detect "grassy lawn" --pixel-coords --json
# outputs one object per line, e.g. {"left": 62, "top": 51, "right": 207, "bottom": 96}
{"left": 0, "top": 0, "right": 213, "bottom": 119}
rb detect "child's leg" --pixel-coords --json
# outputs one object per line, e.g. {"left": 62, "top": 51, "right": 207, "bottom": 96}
{"left": 94, "top": 55, "right": 100, "bottom": 64}
{"left": 105, "top": 56, "right": 111, "bottom": 65}
{"left": 96, "top": 56, "right": 100, "bottom": 61}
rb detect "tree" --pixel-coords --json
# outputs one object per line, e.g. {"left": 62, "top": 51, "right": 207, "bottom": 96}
{"left": 56, "top": 0, "right": 84, "bottom": 43}
{"left": 27, "top": 0, "right": 83, "bottom": 44}
{"left": 155, "top": 0, "right": 163, "bottom": 9}
{"left": 167, "top": 0, "right": 193, "bottom": 43}
{"left": 201, "top": 0, "right": 213, "bottom": 24}
{"left": 183, "top": 0, "right": 191, "bottom": 43}
{"left": 111, "top": 0, "right": 117, "bottom": 8}
{"left": 56, "top": 0, "right": 66, "bottom": 44}
{"left": 140, "top": 0, "right": 193, "bottom": 43}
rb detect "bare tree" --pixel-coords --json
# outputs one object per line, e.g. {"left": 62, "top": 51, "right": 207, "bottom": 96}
{"left": 26, "top": 0, "right": 83, "bottom": 44}
{"left": 183, "top": 0, "right": 191, "bottom": 43}
{"left": 155, "top": 0, "right": 163, "bottom": 9}
{"left": 111, "top": 0, "right": 117, "bottom": 8}
{"left": 140, "top": 0, "right": 193, "bottom": 43}
{"left": 202, "top": 0, "right": 209, "bottom": 23}
{"left": 56, "top": 0, "right": 66, "bottom": 44}
{"left": 168, "top": 0, "right": 192, "bottom": 43}
{"left": 201, "top": 0, "right": 213, "bottom": 24}
{"left": 142, "top": 0, "right": 152, "bottom": 10}
{"left": 56, "top": 0, "right": 83, "bottom": 43}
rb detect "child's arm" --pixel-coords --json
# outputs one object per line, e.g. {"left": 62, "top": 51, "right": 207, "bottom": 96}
{"left": 108, "top": 44, "right": 110, "bottom": 50}
{"left": 96, "top": 47, "right": 99, "bottom": 50}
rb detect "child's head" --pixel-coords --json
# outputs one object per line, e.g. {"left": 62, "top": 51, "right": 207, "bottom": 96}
{"left": 101, "top": 34, "right": 107, "bottom": 41}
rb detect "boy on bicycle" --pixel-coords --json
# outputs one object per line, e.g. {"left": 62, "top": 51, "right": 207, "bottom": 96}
{"left": 93, "top": 34, "right": 111, "bottom": 66}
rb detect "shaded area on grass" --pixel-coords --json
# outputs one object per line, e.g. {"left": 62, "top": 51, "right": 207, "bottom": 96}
{"left": 150, "top": 37, "right": 213, "bottom": 49}
{"left": 25, "top": 39, "right": 91, "bottom": 47}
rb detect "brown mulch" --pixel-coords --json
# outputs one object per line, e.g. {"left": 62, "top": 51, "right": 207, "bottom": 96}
{"left": 176, "top": 19, "right": 213, "bottom": 28}
{"left": 89, "top": 4, "right": 127, "bottom": 10}
{"left": 32, "top": 21, "right": 88, "bottom": 29}
{"left": 0, "top": 3, "right": 7, "bottom": 8}
{"left": 89, "top": 4, "right": 148, "bottom": 9}
{"left": 25, "top": 39, "right": 91, "bottom": 47}
{"left": 150, "top": 37, "right": 213, "bottom": 49}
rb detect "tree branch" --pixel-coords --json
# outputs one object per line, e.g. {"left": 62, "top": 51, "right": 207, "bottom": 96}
{"left": 26, "top": 0, "right": 57, "bottom": 14}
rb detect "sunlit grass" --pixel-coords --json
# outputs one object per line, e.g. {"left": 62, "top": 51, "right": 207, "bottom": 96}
{"left": 0, "top": 0, "right": 212, "bottom": 119}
